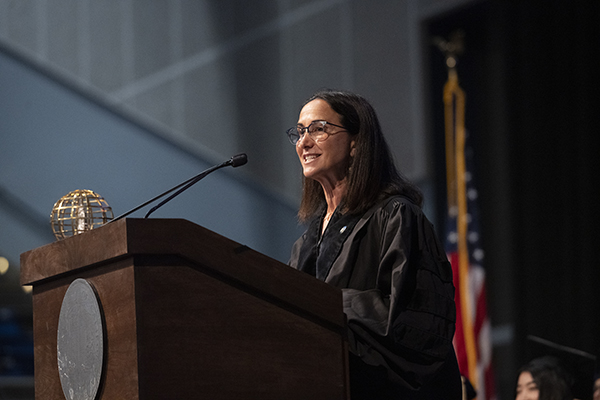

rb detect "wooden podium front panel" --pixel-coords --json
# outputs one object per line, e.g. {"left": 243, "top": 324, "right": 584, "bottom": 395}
{"left": 135, "top": 261, "right": 347, "bottom": 400}
{"left": 21, "top": 219, "right": 349, "bottom": 399}
{"left": 31, "top": 259, "right": 141, "bottom": 400}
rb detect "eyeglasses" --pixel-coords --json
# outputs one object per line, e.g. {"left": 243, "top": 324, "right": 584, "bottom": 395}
{"left": 286, "top": 120, "right": 347, "bottom": 145}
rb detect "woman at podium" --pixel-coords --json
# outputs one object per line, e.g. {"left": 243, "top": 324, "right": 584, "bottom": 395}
{"left": 287, "top": 89, "right": 462, "bottom": 399}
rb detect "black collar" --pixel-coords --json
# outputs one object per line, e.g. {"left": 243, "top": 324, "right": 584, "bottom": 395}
{"left": 296, "top": 208, "right": 362, "bottom": 281}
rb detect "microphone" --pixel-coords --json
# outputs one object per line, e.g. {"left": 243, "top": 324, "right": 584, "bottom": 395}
{"left": 110, "top": 153, "right": 247, "bottom": 222}
{"left": 230, "top": 153, "right": 248, "bottom": 168}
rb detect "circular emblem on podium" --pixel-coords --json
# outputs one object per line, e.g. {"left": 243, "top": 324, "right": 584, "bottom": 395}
{"left": 57, "top": 278, "right": 105, "bottom": 400}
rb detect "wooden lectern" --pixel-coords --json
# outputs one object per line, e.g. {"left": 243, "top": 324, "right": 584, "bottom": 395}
{"left": 20, "top": 218, "right": 349, "bottom": 400}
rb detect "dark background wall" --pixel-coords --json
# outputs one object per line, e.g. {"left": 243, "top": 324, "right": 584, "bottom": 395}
{"left": 427, "top": 1, "right": 600, "bottom": 398}
{"left": 505, "top": 0, "right": 600, "bottom": 382}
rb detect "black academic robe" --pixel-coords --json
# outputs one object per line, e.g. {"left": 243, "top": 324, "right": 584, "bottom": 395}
{"left": 289, "top": 195, "right": 462, "bottom": 400}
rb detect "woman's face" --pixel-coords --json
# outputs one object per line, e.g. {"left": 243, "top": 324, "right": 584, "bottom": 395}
{"left": 516, "top": 371, "right": 539, "bottom": 400}
{"left": 295, "top": 99, "right": 355, "bottom": 187}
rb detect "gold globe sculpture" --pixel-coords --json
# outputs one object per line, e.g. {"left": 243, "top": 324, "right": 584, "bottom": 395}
{"left": 50, "top": 190, "right": 113, "bottom": 240}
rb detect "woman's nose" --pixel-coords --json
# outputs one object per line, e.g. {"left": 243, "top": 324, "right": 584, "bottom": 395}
{"left": 296, "top": 132, "right": 314, "bottom": 147}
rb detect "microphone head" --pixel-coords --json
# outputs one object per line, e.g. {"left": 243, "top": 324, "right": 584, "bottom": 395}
{"left": 230, "top": 153, "right": 248, "bottom": 168}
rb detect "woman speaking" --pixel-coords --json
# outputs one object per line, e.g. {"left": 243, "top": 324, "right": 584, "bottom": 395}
{"left": 288, "top": 89, "right": 462, "bottom": 399}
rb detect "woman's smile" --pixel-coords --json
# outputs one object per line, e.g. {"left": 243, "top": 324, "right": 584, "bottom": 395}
{"left": 302, "top": 153, "right": 320, "bottom": 163}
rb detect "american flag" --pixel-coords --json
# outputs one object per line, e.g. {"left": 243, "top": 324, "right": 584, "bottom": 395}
{"left": 443, "top": 69, "right": 496, "bottom": 400}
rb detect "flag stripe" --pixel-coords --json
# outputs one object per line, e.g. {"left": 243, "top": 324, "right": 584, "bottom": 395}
{"left": 450, "top": 252, "right": 468, "bottom": 372}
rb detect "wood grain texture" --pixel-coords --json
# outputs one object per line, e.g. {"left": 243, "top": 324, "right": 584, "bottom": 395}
{"left": 31, "top": 259, "right": 140, "bottom": 400}
{"left": 21, "top": 218, "right": 348, "bottom": 399}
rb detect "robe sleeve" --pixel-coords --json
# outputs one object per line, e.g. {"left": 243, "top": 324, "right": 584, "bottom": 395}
{"left": 341, "top": 199, "right": 456, "bottom": 391}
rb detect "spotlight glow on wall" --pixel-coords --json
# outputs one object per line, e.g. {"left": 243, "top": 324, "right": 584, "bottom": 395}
{"left": 0, "top": 256, "right": 8, "bottom": 275}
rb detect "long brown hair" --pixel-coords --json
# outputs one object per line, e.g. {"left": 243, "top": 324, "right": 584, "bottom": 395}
{"left": 297, "top": 89, "right": 423, "bottom": 222}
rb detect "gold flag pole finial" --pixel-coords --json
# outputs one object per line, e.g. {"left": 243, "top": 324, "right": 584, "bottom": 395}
{"left": 433, "top": 30, "right": 465, "bottom": 74}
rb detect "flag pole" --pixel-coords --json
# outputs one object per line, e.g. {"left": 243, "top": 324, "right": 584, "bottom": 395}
{"left": 435, "top": 31, "right": 480, "bottom": 389}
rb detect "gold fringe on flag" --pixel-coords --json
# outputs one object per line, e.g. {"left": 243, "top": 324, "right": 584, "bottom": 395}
{"left": 443, "top": 67, "right": 479, "bottom": 388}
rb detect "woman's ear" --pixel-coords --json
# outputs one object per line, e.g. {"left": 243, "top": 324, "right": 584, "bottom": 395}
{"left": 350, "top": 141, "right": 356, "bottom": 157}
